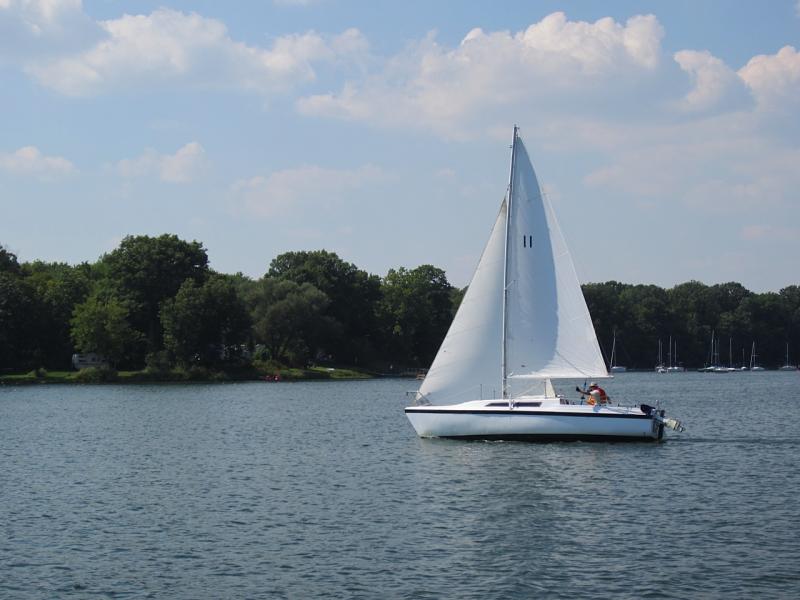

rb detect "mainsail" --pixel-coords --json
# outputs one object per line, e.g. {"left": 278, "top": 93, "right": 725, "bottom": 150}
{"left": 504, "top": 137, "right": 608, "bottom": 394}
{"left": 418, "top": 129, "right": 607, "bottom": 405}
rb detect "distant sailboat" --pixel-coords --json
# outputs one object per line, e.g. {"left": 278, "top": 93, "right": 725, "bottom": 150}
{"left": 655, "top": 339, "right": 667, "bottom": 373}
{"left": 749, "top": 342, "right": 765, "bottom": 371}
{"left": 726, "top": 337, "right": 737, "bottom": 372}
{"left": 738, "top": 346, "right": 748, "bottom": 371}
{"left": 404, "top": 127, "right": 684, "bottom": 441}
{"left": 699, "top": 330, "right": 728, "bottom": 373}
{"left": 609, "top": 330, "right": 627, "bottom": 373}
{"left": 666, "top": 336, "right": 685, "bottom": 372}
{"left": 779, "top": 343, "right": 798, "bottom": 371}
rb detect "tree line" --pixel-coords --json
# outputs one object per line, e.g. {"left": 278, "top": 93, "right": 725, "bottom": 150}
{"left": 0, "top": 236, "right": 458, "bottom": 374}
{"left": 1, "top": 236, "right": 798, "bottom": 374}
{"left": 584, "top": 281, "right": 800, "bottom": 369}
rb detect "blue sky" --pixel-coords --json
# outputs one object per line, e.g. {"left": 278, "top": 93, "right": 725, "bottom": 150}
{"left": 2, "top": 1, "right": 799, "bottom": 292}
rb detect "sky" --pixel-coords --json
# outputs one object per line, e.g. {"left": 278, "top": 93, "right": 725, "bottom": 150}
{"left": 1, "top": 0, "right": 799, "bottom": 292}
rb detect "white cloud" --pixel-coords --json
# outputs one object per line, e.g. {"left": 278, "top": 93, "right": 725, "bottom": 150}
{"left": 116, "top": 142, "right": 205, "bottom": 183}
{"left": 22, "top": 8, "right": 367, "bottom": 96}
{"left": 232, "top": 164, "right": 386, "bottom": 217}
{"left": 583, "top": 114, "right": 800, "bottom": 212}
{"left": 0, "top": 145, "right": 75, "bottom": 177}
{"left": 0, "top": 0, "right": 81, "bottom": 25}
{"left": 517, "top": 12, "right": 662, "bottom": 70}
{"left": 673, "top": 49, "right": 750, "bottom": 112}
{"left": 0, "top": 0, "right": 101, "bottom": 62}
{"left": 298, "top": 12, "right": 664, "bottom": 137}
{"left": 738, "top": 45, "right": 800, "bottom": 112}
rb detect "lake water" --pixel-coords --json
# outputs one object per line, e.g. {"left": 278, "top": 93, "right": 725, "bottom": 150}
{"left": 2, "top": 372, "right": 799, "bottom": 599}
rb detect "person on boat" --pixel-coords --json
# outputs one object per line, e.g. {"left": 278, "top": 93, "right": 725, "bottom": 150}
{"left": 576, "top": 382, "right": 609, "bottom": 405}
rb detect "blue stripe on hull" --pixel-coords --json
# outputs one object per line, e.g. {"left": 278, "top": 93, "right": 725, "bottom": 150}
{"left": 439, "top": 433, "right": 659, "bottom": 443}
{"left": 404, "top": 408, "right": 651, "bottom": 419}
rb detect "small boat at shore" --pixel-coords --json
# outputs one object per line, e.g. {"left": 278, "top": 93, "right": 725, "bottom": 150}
{"left": 405, "top": 128, "right": 684, "bottom": 442}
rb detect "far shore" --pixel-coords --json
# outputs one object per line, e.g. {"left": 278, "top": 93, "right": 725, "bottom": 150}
{"left": 0, "top": 365, "right": 400, "bottom": 385}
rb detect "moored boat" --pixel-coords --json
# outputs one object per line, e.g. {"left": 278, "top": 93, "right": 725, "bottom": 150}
{"left": 779, "top": 343, "right": 797, "bottom": 371}
{"left": 609, "top": 330, "right": 627, "bottom": 373}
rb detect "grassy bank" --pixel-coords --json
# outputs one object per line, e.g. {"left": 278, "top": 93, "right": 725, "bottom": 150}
{"left": 0, "top": 365, "right": 375, "bottom": 385}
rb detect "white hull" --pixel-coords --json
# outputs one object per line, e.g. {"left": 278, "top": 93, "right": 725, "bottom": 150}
{"left": 405, "top": 397, "right": 662, "bottom": 442}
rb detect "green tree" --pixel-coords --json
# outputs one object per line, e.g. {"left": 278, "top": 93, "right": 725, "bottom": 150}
{"left": 102, "top": 234, "right": 209, "bottom": 360}
{"left": 736, "top": 292, "right": 791, "bottom": 367}
{"left": 267, "top": 250, "right": 381, "bottom": 364}
{"left": 71, "top": 294, "right": 143, "bottom": 367}
{"left": 380, "top": 265, "right": 454, "bottom": 366}
{"left": 665, "top": 281, "right": 719, "bottom": 366}
{"left": 246, "top": 278, "right": 332, "bottom": 364}
{"left": 582, "top": 281, "right": 630, "bottom": 362}
{"left": 0, "top": 272, "right": 38, "bottom": 371}
{"left": 780, "top": 285, "right": 800, "bottom": 344}
{"left": 450, "top": 286, "right": 466, "bottom": 318}
{"left": 617, "top": 284, "right": 671, "bottom": 367}
{"left": 160, "top": 275, "right": 251, "bottom": 367}
{"left": 22, "top": 261, "right": 93, "bottom": 369}
{"left": 0, "top": 244, "right": 21, "bottom": 275}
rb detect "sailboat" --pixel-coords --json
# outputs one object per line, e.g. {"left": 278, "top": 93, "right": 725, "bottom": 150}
{"left": 749, "top": 342, "right": 765, "bottom": 371}
{"left": 609, "top": 330, "right": 626, "bottom": 373}
{"left": 666, "top": 337, "right": 685, "bottom": 372}
{"left": 655, "top": 339, "right": 667, "bottom": 373}
{"left": 779, "top": 343, "right": 798, "bottom": 371}
{"left": 404, "top": 128, "right": 684, "bottom": 442}
{"left": 699, "top": 330, "right": 728, "bottom": 373}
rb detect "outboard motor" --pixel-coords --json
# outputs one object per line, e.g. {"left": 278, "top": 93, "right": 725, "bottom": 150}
{"left": 641, "top": 403, "right": 685, "bottom": 433}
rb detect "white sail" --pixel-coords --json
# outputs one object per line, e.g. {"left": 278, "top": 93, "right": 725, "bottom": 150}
{"left": 418, "top": 130, "right": 607, "bottom": 405}
{"left": 417, "top": 200, "right": 507, "bottom": 405}
{"left": 504, "top": 138, "right": 608, "bottom": 392}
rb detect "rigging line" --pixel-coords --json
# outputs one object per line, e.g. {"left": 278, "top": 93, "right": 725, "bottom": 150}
{"left": 552, "top": 349, "right": 602, "bottom": 376}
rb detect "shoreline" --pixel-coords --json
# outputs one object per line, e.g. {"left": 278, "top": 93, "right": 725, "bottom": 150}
{"left": 0, "top": 366, "right": 392, "bottom": 385}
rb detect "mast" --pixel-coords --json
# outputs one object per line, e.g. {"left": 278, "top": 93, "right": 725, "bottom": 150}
{"left": 610, "top": 330, "right": 616, "bottom": 369}
{"left": 501, "top": 126, "right": 518, "bottom": 400}
{"left": 668, "top": 335, "right": 672, "bottom": 368}
{"left": 729, "top": 337, "right": 733, "bottom": 368}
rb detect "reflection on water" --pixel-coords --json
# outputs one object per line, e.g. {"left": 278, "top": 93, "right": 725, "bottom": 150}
{"left": 1, "top": 372, "right": 799, "bottom": 599}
